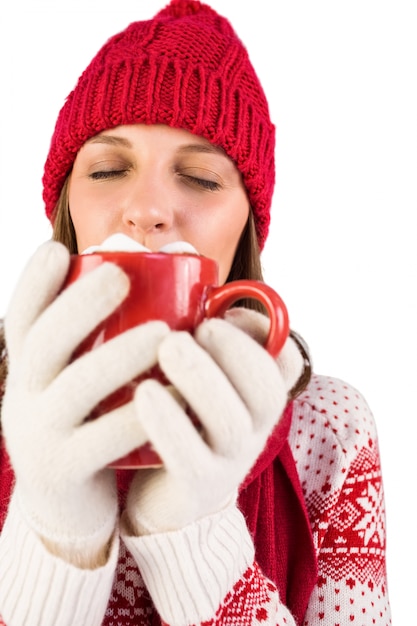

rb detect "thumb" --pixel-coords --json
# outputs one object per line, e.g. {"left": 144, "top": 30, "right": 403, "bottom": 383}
{"left": 224, "top": 307, "right": 305, "bottom": 392}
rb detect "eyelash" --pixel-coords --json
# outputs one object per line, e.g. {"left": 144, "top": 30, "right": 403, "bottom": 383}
{"left": 180, "top": 174, "right": 221, "bottom": 192}
{"left": 89, "top": 169, "right": 128, "bottom": 181}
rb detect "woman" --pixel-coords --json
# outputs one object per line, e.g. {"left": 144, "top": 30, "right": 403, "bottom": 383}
{"left": 0, "top": 1, "right": 391, "bottom": 624}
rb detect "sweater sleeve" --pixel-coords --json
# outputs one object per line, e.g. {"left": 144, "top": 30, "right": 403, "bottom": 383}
{"left": 292, "top": 374, "right": 392, "bottom": 625}
{"left": 122, "top": 504, "right": 297, "bottom": 626}
{"left": 0, "top": 493, "right": 119, "bottom": 626}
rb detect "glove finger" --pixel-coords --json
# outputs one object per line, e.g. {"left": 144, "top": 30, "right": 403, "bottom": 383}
{"left": 195, "top": 318, "right": 287, "bottom": 431}
{"left": 134, "top": 379, "right": 212, "bottom": 473}
{"left": 44, "top": 321, "right": 170, "bottom": 428}
{"left": 20, "top": 262, "right": 130, "bottom": 390}
{"left": 70, "top": 400, "right": 149, "bottom": 473}
{"left": 5, "top": 241, "right": 70, "bottom": 361}
{"left": 158, "top": 331, "right": 252, "bottom": 456}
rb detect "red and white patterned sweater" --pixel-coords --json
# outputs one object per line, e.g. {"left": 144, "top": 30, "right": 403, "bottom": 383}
{"left": 0, "top": 368, "right": 391, "bottom": 625}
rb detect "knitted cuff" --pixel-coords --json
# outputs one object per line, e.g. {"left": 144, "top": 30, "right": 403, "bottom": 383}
{"left": 121, "top": 504, "right": 255, "bottom": 625}
{"left": 0, "top": 493, "right": 119, "bottom": 626}
{"left": 13, "top": 484, "right": 117, "bottom": 566}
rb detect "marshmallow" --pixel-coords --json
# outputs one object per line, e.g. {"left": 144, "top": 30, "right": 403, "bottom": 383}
{"left": 81, "top": 234, "right": 199, "bottom": 256}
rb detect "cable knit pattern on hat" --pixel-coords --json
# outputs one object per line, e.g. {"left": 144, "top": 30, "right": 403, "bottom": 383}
{"left": 42, "top": 0, "right": 275, "bottom": 249}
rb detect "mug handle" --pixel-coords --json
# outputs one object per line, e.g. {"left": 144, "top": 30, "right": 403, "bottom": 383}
{"left": 204, "top": 280, "right": 289, "bottom": 358}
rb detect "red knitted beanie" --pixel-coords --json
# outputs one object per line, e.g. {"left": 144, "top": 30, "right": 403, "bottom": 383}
{"left": 42, "top": 0, "right": 275, "bottom": 249}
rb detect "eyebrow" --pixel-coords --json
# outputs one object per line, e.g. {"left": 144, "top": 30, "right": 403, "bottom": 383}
{"left": 86, "top": 135, "right": 132, "bottom": 148}
{"left": 85, "top": 133, "right": 225, "bottom": 156}
{"left": 177, "top": 143, "right": 226, "bottom": 156}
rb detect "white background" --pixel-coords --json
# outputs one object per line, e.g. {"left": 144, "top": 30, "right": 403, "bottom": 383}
{"left": 1, "top": 1, "right": 416, "bottom": 622}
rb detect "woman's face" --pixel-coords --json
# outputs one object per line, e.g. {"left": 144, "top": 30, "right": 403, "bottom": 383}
{"left": 69, "top": 124, "right": 250, "bottom": 284}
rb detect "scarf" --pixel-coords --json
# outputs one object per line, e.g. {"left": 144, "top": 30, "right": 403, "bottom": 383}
{"left": 238, "top": 402, "right": 318, "bottom": 625}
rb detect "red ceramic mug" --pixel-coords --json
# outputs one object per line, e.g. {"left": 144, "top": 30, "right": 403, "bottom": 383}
{"left": 65, "top": 251, "right": 290, "bottom": 468}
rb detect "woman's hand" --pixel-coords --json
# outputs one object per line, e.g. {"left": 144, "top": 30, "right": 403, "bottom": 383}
{"left": 125, "top": 314, "right": 300, "bottom": 535}
{"left": 2, "top": 241, "right": 169, "bottom": 566}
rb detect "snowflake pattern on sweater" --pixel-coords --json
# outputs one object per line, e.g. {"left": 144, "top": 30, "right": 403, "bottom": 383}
{"left": 291, "top": 375, "right": 391, "bottom": 625}
{"left": 0, "top": 369, "right": 392, "bottom": 625}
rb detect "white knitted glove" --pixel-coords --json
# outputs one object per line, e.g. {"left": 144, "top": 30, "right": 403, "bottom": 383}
{"left": 125, "top": 312, "right": 302, "bottom": 535}
{"left": 2, "top": 241, "right": 169, "bottom": 564}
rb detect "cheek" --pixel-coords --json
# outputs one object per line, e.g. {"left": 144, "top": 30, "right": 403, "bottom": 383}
{"left": 68, "top": 178, "right": 87, "bottom": 224}
{"left": 68, "top": 184, "right": 88, "bottom": 241}
{"left": 68, "top": 181, "right": 108, "bottom": 250}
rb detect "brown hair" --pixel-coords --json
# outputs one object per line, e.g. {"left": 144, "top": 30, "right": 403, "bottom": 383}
{"left": 51, "top": 180, "right": 311, "bottom": 399}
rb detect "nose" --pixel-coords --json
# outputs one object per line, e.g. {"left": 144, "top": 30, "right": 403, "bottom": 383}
{"left": 121, "top": 178, "right": 175, "bottom": 245}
